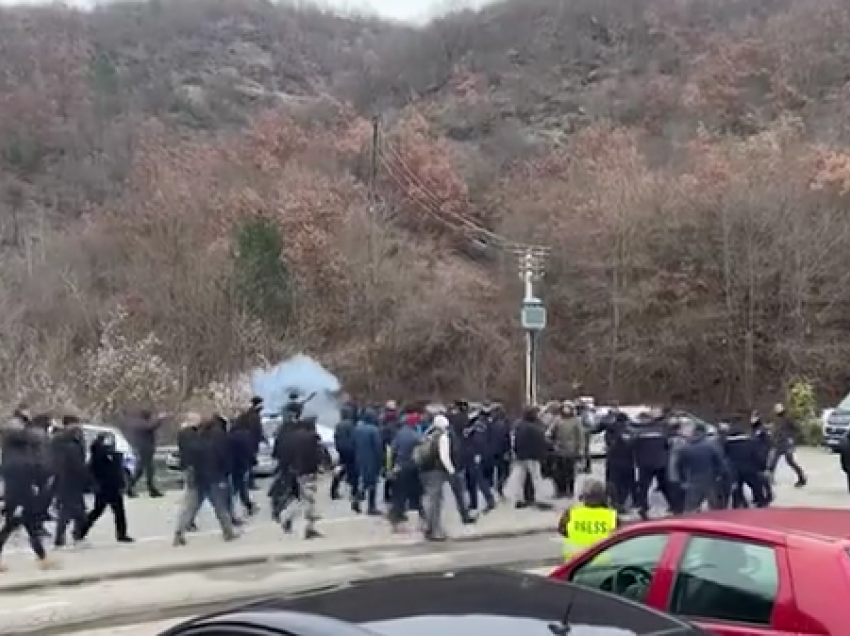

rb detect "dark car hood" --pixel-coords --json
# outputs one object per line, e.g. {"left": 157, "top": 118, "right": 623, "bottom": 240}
{"left": 365, "top": 615, "right": 638, "bottom": 636}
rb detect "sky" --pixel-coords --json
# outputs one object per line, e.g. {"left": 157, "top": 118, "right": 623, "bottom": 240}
{"left": 0, "top": 0, "right": 497, "bottom": 23}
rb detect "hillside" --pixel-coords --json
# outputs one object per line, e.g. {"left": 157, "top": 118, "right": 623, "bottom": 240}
{"left": 2, "top": 0, "right": 850, "bottom": 413}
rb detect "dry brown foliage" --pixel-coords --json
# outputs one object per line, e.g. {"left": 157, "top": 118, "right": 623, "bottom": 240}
{"left": 2, "top": 0, "right": 850, "bottom": 414}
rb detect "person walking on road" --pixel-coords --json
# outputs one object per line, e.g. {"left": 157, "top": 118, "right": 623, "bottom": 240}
{"left": 0, "top": 425, "right": 56, "bottom": 569}
{"left": 126, "top": 408, "right": 164, "bottom": 498}
{"left": 173, "top": 413, "right": 238, "bottom": 546}
{"left": 276, "top": 417, "right": 323, "bottom": 539}
{"left": 50, "top": 415, "right": 90, "bottom": 548}
{"left": 78, "top": 432, "right": 134, "bottom": 544}
{"left": 415, "top": 413, "right": 457, "bottom": 542}
{"left": 768, "top": 403, "right": 807, "bottom": 488}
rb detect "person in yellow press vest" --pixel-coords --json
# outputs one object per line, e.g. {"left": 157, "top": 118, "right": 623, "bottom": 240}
{"left": 558, "top": 478, "right": 618, "bottom": 561}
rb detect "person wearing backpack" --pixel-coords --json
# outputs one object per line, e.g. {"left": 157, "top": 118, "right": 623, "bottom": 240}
{"left": 415, "top": 414, "right": 457, "bottom": 541}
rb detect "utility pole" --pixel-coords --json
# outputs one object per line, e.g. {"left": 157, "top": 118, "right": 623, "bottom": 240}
{"left": 513, "top": 245, "right": 549, "bottom": 406}
{"left": 366, "top": 115, "right": 381, "bottom": 392}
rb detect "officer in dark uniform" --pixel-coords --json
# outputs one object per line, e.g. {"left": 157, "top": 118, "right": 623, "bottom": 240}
{"left": 750, "top": 412, "right": 774, "bottom": 504}
{"left": 598, "top": 409, "right": 635, "bottom": 513}
{"left": 724, "top": 420, "right": 768, "bottom": 508}
{"left": 632, "top": 408, "right": 671, "bottom": 520}
{"left": 677, "top": 422, "right": 726, "bottom": 512}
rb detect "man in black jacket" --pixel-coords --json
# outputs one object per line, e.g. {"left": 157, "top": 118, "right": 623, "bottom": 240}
{"left": 173, "top": 414, "right": 238, "bottom": 546}
{"left": 509, "top": 407, "right": 550, "bottom": 509}
{"left": 276, "top": 417, "right": 322, "bottom": 539}
{"left": 51, "top": 415, "right": 90, "bottom": 548}
{"left": 79, "top": 432, "right": 133, "bottom": 543}
{"left": 0, "top": 427, "right": 54, "bottom": 569}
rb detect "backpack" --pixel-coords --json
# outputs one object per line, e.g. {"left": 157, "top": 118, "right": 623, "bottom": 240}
{"left": 413, "top": 429, "right": 443, "bottom": 467}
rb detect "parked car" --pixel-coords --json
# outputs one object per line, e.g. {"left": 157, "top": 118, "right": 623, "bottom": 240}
{"left": 823, "top": 393, "right": 850, "bottom": 450}
{"left": 589, "top": 407, "right": 717, "bottom": 459}
{"left": 80, "top": 423, "right": 138, "bottom": 485}
{"left": 158, "top": 567, "right": 706, "bottom": 636}
{"left": 549, "top": 507, "right": 850, "bottom": 636}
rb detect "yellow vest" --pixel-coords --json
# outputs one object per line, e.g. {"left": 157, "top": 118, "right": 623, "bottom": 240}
{"left": 563, "top": 504, "right": 617, "bottom": 560}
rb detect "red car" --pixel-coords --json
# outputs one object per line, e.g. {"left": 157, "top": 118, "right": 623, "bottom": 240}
{"left": 549, "top": 507, "right": 850, "bottom": 636}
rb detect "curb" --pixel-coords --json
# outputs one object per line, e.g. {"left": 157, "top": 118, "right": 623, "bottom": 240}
{"left": 0, "top": 525, "right": 555, "bottom": 594}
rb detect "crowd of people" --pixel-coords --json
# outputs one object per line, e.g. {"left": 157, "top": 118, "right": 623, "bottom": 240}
{"left": 0, "top": 394, "right": 816, "bottom": 567}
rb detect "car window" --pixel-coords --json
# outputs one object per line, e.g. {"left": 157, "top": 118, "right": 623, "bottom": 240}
{"left": 569, "top": 533, "right": 669, "bottom": 603}
{"left": 670, "top": 536, "right": 778, "bottom": 625}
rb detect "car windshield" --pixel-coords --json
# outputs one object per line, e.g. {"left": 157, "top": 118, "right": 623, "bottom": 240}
{"left": 836, "top": 393, "right": 850, "bottom": 412}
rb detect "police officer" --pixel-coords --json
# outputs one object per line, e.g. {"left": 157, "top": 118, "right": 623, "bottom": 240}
{"left": 79, "top": 432, "right": 134, "bottom": 543}
{"left": 632, "top": 407, "right": 671, "bottom": 520}
{"left": 666, "top": 419, "right": 687, "bottom": 514}
{"left": 677, "top": 422, "right": 726, "bottom": 512}
{"left": 558, "top": 478, "right": 617, "bottom": 561}
{"left": 725, "top": 420, "right": 768, "bottom": 508}
{"left": 751, "top": 412, "right": 774, "bottom": 504}
{"left": 599, "top": 408, "right": 635, "bottom": 513}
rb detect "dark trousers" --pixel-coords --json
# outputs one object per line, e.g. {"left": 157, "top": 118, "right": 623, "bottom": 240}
{"left": 484, "top": 456, "right": 510, "bottom": 496}
{"left": 731, "top": 470, "right": 768, "bottom": 508}
{"left": 130, "top": 447, "right": 159, "bottom": 494}
{"left": 684, "top": 479, "right": 714, "bottom": 512}
{"left": 605, "top": 461, "right": 635, "bottom": 511}
{"left": 389, "top": 462, "right": 423, "bottom": 522}
{"left": 231, "top": 466, "right": 253, "bottom": 514}
{"left": 768, "top": 446, "right": 806, "bottom": 482}
{"left": 464, "top": 460, "right": 495, "bottom": 510}
{"left": 448, "top": 472, "right": 473, "bottom": 520}
{"left": 551, "top": 456, "right": 577, "bottom": 497}
{"left": 0, "top": 503, "right": 46, "bottom": 559}
{"left": 636, "top": 465, "right": 670, "bottom": 514}
{"left": 54, "top": 489, "right": 87, "bottom": 545}
{"left": 83, "top": 493, "right": 128, "bottom": 539}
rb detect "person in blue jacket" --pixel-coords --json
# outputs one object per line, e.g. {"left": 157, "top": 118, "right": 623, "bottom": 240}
{"left": 353, "top": 409, "right": 383, "bottom": 515}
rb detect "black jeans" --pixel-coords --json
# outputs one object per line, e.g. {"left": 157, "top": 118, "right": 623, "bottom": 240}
{"left": 769, "top": 446, "right": 806, "bottom": 483}
{"left": 0, "top": 503, "right": 46, "bottom": 559}
{"left": 83, "top": 493, "right": 128, "bottom": 539}
{"left": 551, "top": 456, "right": 577, "bottom": 497}
{"left": 464, "top": 460, "right": 495, "bottom": 510}
{"left": 635, "top": 465, "right": 670, "bottom": 514}
{"left": 54, "top": 488, "right": 87, "bottom": 545}
{"left": 231, "top": 466, "right": 253, "bottom": 514}
{"left": 389, "top": 462, "right": 423, "bottom": 523}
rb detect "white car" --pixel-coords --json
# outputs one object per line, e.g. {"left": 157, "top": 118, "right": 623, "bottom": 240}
{"left": 80, "top": 423, "right": 138, "bottom": 484}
